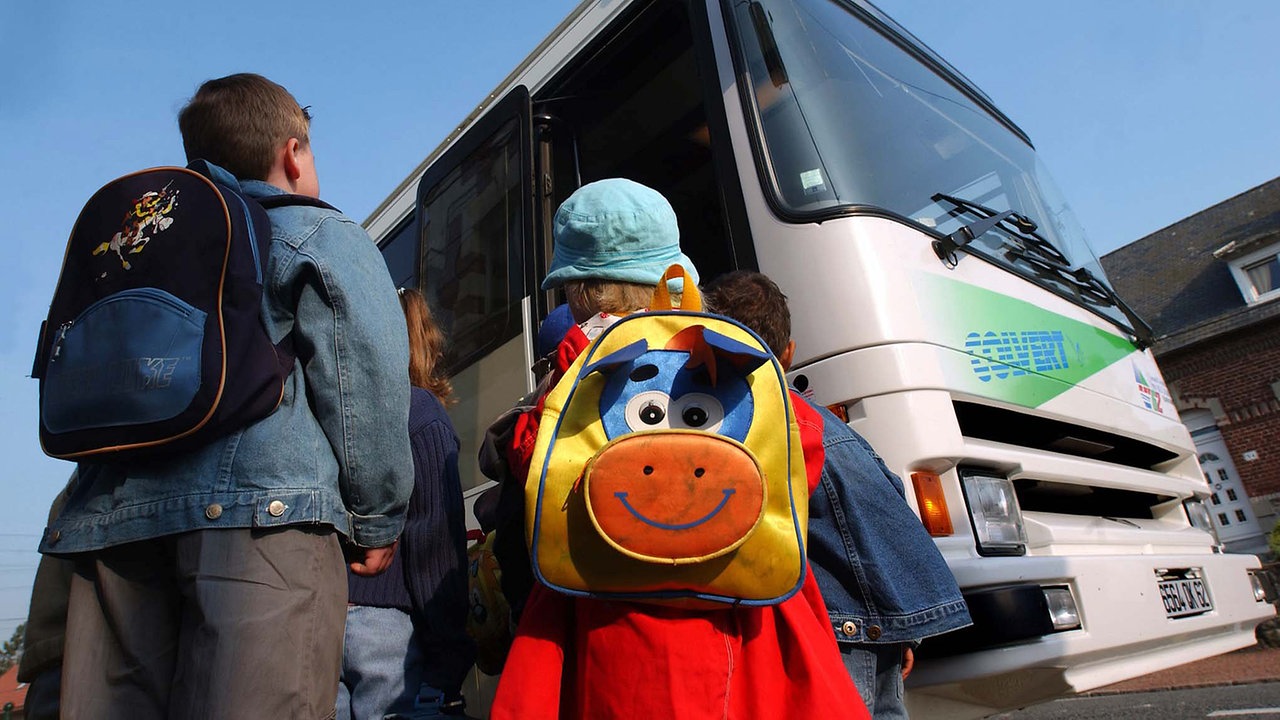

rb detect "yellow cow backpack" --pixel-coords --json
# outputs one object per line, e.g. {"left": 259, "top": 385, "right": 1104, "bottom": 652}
{"left": 525, "top": 266, "right": 808, "bottom": 607}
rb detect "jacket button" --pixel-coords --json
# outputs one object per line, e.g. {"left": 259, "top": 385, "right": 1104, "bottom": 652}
{"left": 205, "top": 504, "right": 223, "bottom": 520}
{"left": 841, "top": 621, "right": 858, "bottom": 637}
{"left": 267, "top": 500, "right": 287, "bottom": 517}
{"left": 867, "top": 625, "right": 883, "bottom": 640}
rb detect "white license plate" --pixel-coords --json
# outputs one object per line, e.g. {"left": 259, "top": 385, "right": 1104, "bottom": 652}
{"left": 1157, "top": 570, "right": 1213, "bottom": 618}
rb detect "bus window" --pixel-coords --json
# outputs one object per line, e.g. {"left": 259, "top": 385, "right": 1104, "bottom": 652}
{"left": 418, "top": 98, "right": 531, "bottom": 374}
{"left": 535, "top": 0, "right": 741, "bottom": 282}
{"left": 378, "top": 215, "right": 418, "bottom": 291}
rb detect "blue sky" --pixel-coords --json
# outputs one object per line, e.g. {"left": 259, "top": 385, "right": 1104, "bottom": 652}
{"left": 2, "top": 1, "right": 1279, "bottom": 645}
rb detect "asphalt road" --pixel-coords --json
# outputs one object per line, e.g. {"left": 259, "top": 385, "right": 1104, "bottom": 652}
{"left": 989, "top": 684, "right": 1280, "bottom": 719}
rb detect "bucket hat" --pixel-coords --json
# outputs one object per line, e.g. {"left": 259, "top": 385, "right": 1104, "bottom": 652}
{"left": 541, "top": 178, "right": 699, "bottom": 291}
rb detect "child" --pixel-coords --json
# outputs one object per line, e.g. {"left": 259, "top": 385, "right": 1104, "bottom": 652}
{"left": 337, "top": 289, "right": 475, "bottom": 719}
{"left": 489, "top": 179, "right": 868, "bottom": 720}
{"left": 704, "top": 270, "right": 972, "bottom": 719}
{"left": 45, "top": 73, "right": 412, "bottom": 718}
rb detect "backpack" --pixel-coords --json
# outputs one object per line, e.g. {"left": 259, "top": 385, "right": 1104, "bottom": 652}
{"left": 464, "top": 529, "right": 515, "bottom": 675}
{"left": 524, "top": 265, "right": 809, "bottom": 607}
{"left": 31, "top": 161, "right": 332, "bottom": 461}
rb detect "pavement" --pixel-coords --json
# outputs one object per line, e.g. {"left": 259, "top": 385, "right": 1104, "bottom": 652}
{"left": 1090, "top": 643, "right": 1280, "bottom": 694}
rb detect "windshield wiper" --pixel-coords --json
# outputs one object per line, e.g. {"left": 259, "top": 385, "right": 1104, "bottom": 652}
{"left": 1002, "top": 245, "right": 1155, "bottom": 350}
{"left": 930, "top": 193, "right": 1067, "bottom": 268}
{"left": 1071, "top": 266, "right": 1155, "bottom": 350}
{"left": 931, "top": 193, "right": 1155, "bottom": 350}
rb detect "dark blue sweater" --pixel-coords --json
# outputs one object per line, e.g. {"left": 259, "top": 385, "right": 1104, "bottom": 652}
{"left": 347, "top": 387, "right": 475, "bottom": 693}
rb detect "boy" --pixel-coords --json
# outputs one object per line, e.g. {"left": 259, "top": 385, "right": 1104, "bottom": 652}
{"left": 489, "top": 179, "right": 867, "bottom": 720}
{"left": 42, "top": 73, "right": 413, "bottom": 719}
{"left": 703, "top": 270, "right": 972, "bottom": 719}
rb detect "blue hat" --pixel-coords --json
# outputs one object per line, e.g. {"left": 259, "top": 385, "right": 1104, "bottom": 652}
{"left": 537, "top": 303, "right": 576, "bottom": 358}
{"left": 541, "top": 179, "right": 699, "bottom": 291}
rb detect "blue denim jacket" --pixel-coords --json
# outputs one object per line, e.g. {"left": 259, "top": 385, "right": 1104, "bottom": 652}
{"left": 807, "top": 405, "right": 971, "bottom": 644}
{"left": 41, "top": 166, "right": 413, "bottom": 554}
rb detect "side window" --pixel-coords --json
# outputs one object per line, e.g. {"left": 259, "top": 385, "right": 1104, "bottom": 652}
{"left": 378, "top": 215, "right": 419, "bottom": 290}
{"left": 417, "top": 88, "right": 533, "bottom": 373}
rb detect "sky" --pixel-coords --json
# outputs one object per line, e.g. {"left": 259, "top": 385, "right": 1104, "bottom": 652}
{"left": 2, "top": 1, "right": 1279, "bottom": 646}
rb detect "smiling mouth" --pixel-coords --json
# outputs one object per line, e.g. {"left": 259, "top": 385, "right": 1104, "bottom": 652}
{"left": 613, "top": 489, "right": 736, "bottom": 530}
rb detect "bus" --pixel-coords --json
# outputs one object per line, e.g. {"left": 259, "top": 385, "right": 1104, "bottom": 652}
{"left": 364, "top": 0, "right": 1277, "bottom": 716}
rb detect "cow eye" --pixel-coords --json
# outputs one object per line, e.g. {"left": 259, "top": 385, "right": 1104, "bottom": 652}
{"left": 640, "top": 402, "right": 666, "bottom": 425}
{"left": 670, "top": 393, "right": 724, "bottom": 433}
{"left": 623, "top": 390, "right": 672, "bottom": 432}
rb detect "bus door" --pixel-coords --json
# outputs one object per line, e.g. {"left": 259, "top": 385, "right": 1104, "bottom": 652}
{"left": 531, "top": 0, "right": 749, "bottom": 286}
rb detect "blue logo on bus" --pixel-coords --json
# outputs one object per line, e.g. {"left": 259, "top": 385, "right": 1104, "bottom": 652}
{"left": 966, "top": 330, "right": 1069, "bottom": 382}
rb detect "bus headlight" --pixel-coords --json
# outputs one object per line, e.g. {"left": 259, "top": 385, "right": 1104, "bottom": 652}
{"left": 960, "top": 468, "right": 1027, "bottom": 556}
{"left": 1183, "top": 498, "right": 1222, "bottom": 546}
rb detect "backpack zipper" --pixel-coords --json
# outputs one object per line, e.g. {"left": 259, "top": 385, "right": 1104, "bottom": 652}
{"left": 51, "top": 288, "right": 197, "bottom": 363}
{"left": 50, "top": 322, "right": 73, "bottom": 361}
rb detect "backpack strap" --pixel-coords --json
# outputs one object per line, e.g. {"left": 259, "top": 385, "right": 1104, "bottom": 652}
{"left": 250, "top": 194, "right": 338, "bottom": 374}
{"left": 651, "top": 264, "right": 701, "bottom": 311}
{"left": 256, "top": 193, "right": 339, "bottom": 212}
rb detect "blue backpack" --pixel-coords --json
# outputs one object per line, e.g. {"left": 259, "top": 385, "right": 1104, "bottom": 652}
{"left": 32, "top": 161, "right": 331, "bottom": 461}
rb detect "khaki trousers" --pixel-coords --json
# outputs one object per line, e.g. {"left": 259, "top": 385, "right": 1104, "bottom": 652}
{"left": 61, "top": 526, "right": 347, "bottom": 720}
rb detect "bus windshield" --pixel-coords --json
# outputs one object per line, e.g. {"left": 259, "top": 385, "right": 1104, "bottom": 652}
{"left": 730, "top": 0, "right": 1132, "bottom": 330}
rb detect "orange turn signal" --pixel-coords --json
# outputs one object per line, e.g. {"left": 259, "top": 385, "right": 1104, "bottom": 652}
{"left": 825, "top": 403, "right": 849, "bottom": 423}
{"left": 911, "top": 471, "right": 953, "bottom": 537}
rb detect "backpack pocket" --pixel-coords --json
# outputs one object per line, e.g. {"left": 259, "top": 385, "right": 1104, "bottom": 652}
{"left": 42, "top": 288, "right": 206, "bottom": 433}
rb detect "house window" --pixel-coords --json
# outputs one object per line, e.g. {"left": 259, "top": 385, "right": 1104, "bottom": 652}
{"left": 1210, "top": 493, "right": 1221, "bottom": 505}
{"left": 1235, "top": 509, "right": 1247, "bottom": 522}
{"left": 1218, "top": 512, "right": 1230, "bottom": 526}
{"left": 1227, "top": 241, "right": 1280, "bottom": 304}
{"left": 1226, "top": 488, "right": 1238, "bottom": 502}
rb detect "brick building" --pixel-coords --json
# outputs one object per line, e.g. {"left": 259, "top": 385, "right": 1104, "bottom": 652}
{"left": 1101, "top": 177, "right": 1280, "bottom": 555}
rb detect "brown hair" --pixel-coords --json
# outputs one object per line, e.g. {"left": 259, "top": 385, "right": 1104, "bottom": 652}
{"left": 178, "top": 73, "right": 311, "bottom": 180}
{"left": 562, "top": 279, "right": 656, "bottom": 322}
{"left": 703, "top": 270, "right": 791, "bottom": 357}
{"left": 400, "top": 289, "right": 455, "bottom": 404}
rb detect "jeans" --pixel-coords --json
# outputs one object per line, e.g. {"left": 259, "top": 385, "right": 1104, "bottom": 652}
{"left": 841, "top": 643, "right": 908, "bottom": 720}
{"left": 338, "top": 605, "right": 439, "bottom": 720}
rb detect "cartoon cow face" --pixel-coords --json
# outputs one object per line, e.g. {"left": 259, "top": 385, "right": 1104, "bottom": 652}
{"left": 578, "top": 325, "right": 775, "bottom": 563}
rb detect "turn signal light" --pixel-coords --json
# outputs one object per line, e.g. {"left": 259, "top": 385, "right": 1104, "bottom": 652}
{"left": 825, "top": 403, "right": 849, "bottom": 423}
{"left": 911, "top": 471, "right": 953, "bottom": 536}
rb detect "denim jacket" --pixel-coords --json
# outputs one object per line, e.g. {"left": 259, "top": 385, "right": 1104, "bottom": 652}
{"left": 41, "top": 165, "right": 412, "bottom": 555}
{"left": 807, "top": 405, "right": 971, "bottom": 645}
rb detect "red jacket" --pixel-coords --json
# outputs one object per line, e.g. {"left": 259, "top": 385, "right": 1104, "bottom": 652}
{"left": 491, "top": 327, "right": 868, "bottom": 720}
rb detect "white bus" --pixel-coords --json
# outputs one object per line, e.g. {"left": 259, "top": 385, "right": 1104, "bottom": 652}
{"left": 364, "top": 0, "right": 1276, "bottom": 716}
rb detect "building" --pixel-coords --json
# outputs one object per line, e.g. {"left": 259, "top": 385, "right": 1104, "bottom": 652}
{"left": 0, "top": 665, "right": 27, "bottom": 719}
{"left": 1101, "top": 177, "right": 1280, "bottom": 555}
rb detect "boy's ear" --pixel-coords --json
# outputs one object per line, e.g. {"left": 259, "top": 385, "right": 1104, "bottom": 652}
{"left": 281, "top": 137, "right": 303, "bottom": 181}
{"left": 779, "top": 339, "right": 795, "bottom": 371}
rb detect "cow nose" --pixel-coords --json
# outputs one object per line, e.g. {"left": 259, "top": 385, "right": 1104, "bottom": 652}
{"left": 583, "top": 430, "right": 766, "bottom": 563}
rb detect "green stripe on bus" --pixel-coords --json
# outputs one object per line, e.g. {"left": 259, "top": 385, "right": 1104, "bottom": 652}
{"left": 927, "top": 275, "right": 1136, "bottom": 408}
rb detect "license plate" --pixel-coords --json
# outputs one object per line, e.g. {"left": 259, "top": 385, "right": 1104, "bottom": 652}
{"left": 1157, "top": 569, "right": 1213, "bottom": 619}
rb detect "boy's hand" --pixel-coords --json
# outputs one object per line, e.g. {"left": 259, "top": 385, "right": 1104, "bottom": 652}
{"left": 901, "top": 646, "right": 915, "bottom": 680}
{"left": 349, "top": 541, "right": 398, "bottom": 576}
